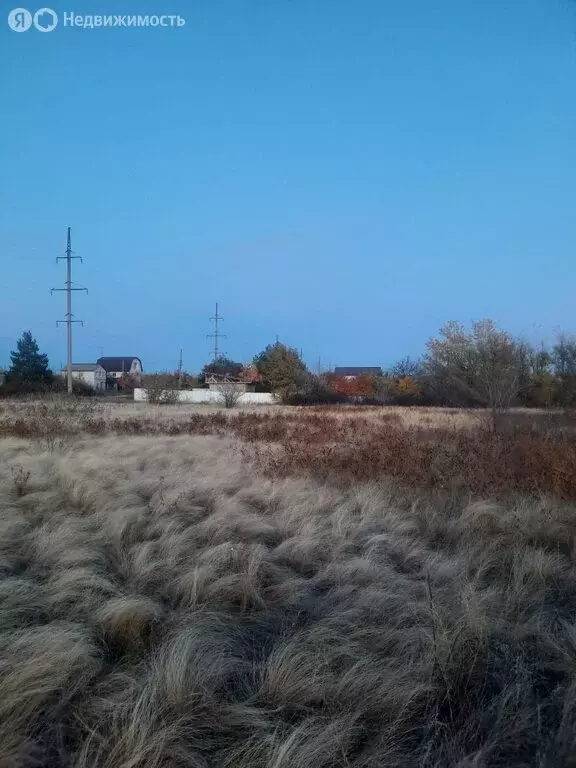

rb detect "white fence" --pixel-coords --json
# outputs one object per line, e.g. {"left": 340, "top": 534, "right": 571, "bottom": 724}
{"left": 133, "top": 388, "right": 275, "bottom": 405}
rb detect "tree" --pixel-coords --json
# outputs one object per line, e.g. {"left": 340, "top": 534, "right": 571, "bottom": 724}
{"left": 240, "top": 364, "right": 261, "bottom": 384}
{"left": 388, "top": 375, "right": 424, "bottom": 404}
{"left": 515, "top": 341, "right": 556, "bottom": 407}
{"left": 254, "top": 342, "right": 308, "bottom": 399}
{"left": 143, "top": 372, "right": 179, "bottom": 404}
{"left": 328, "top": 373, "right": 375, "bottom": 397}
{"left": 389, "top": 356, "right": 423, "bottom": 379}
{"left": 9, "top": 331, "right": 52, "bottom": 383}
{"left": 214, "top": 381, "right": 244, "bottom": 409}
{"left": 424, "top": 320, "right": 521, "bottom": 428}
{"left": 118, "top": 373, "right": 138, "bottom": 392}
{"left": 384, "top": 356, "right": 425, "bottom": 405}
{"left": 551, "top": 334, "right": 576, "bottom": 406}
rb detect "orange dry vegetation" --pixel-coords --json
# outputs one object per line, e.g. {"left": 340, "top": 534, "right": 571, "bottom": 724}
{"left": 1, "top": 400, "right": 576, "bottom": 499}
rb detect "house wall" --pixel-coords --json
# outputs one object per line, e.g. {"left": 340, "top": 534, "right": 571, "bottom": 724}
{"left": 71, "top": 367, "right": 106, "bottom": 392}
{"left": 72, "top": 371, "right": 95, "bottom": 387}
{"left": 134, "top": 388, "right": 274, "bottom": 405}
{"left": 109, "top": 361, "right": 142, "bottom": 381}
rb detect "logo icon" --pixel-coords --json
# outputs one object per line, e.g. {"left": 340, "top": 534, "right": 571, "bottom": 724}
{"left": 7, "top": 7, "right": 57, "bottom": 31}
{"left": 8, "top": 7, "right": 32, "bottom": 31}
{"left": 33, "top": 7, "right": 57, "bottom": 31}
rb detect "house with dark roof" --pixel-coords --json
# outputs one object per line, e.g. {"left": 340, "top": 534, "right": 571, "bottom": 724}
{"left": 334, "top": 366, "right": 383, "bottom": 379}
{"left": 97, "top": 357, "right": 143, "bottom": 384}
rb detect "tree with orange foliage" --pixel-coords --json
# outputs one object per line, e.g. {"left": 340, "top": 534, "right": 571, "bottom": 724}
{"left": 391, "top": 376, "right": 423, "bottom": 399}
{"left": 240, "top": 364, "right": 261, "bottom": 384}
{"left": 328, "top": 374, "right": 375, "bottom": 397}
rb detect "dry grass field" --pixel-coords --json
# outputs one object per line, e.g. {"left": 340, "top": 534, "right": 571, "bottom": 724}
{"left": 2, "top": 398, "right": 576, "bottom": 766}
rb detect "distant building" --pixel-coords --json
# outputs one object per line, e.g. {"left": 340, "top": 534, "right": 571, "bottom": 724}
{"left": 205, "top": 372, "right": 255, "bottom": 393}
{"left": 97, "top": 357, "right": 143, "bottom": 384}
{"left": 71, "top": 363, "right": 106, "bottom": 392}
{"left": 333, "top": 366, "right": 383, "bottom": 379}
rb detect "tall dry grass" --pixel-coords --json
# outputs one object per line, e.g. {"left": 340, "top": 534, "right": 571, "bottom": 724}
{"left": 2, "top": 398, "right": 575, "bottom": 498}
{"left": 2, "top": 429, "right": 576, "bottom": 765}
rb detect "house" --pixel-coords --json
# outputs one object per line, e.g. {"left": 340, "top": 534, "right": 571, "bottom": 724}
{"left": 333, "top": 366, "right": 383, "bottom": 379}
{"left": 71, "top": 363, "right": 106, "bottom": 392}
{"left": 97, "top": 357, "right": 143, "bottom": 384}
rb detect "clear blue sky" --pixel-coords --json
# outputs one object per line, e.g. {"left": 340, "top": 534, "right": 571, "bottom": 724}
{"left": 2, "top": 0, "right": 576, "bottom": 373}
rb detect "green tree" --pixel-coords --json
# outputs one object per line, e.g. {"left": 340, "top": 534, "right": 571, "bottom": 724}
{"left": 9, "top": 331, "right": 52, "bottom": 383}
{"left": 254, "top": 342, "right": 308, "bottom": 399}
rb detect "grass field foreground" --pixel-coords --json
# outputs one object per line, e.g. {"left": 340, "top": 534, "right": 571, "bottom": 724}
{"left": 1, "top": 400, "right": 576, "bottom": 765}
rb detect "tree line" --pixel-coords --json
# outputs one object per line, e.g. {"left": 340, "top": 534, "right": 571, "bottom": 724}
{"left": 5, "top": 323, "right": 576, "bottom": 414}
{"left": 249, "top": 321, "right": 576, "bottom": 415}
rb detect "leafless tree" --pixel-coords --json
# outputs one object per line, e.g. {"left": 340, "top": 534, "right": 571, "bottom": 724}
{"left": 425, "top": 320, "right": 521, "bottom": 430}
{"left": 388, "top": 356, "right": 423, "bottom": 378}
{"left": 143, "top": 373, "right": 180, "bottom": 405}
{"left": 214, "top": 381, "right": 244, "bottom": 409}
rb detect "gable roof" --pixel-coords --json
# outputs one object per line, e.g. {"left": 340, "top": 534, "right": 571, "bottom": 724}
{"left": 97, "top": 357, "right": 142, "bottom": 373}
{"left": 71, "top": 363, "right": 103, "bottom": 372}
{"left": 334, "top": 366, "right": 383, "bottom": 377}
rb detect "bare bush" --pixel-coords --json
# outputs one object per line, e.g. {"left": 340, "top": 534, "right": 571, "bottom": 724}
{"left": 214, "top": 381, "right": 245, "bottom": 409}
{"left": 143, "top": 373, "right": 180, "bottom": 404}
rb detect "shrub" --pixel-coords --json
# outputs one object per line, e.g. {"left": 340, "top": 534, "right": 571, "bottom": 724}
{"left": 327, "top": 373, "right": 376, "bottom": 397}
{"left": 214, "top": 382, "right": 244, "bottom": 409}
{"left": 51, "top": 377, "right": 96, "bottom": 397}
{"left": 0, "top": 379, "right": 51, "bottom": 399}
{"left": 283, "top": 376, "right": 349, "bottom": 406}
{"left": 142, "top": 373, "right": 180, "bottom": 404}
{"left": 284, "top": 389, "right": 349, "bottom": 406}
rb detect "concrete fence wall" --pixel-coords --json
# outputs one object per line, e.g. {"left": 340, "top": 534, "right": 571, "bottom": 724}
{"left": 133, "top": 388, "right": 275, "bottom": 405}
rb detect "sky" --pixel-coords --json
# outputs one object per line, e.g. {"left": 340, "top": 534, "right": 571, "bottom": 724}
{"left": 1, "top": 0, "right": 576, "bottom": 373}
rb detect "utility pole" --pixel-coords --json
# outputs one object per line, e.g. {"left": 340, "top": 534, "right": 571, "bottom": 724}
{"left": 51, "top": 227, "right": 87, "bottom": 394}
{"left": 207, "top": 302, "right": 226, "bottom": 362}
{"left": 177, "top": 348, "right": 183, "bottom": 389}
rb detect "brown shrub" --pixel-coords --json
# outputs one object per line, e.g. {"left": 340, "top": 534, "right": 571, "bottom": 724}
{"left": 2, "top": 401, "right": 576, "bottom": 498}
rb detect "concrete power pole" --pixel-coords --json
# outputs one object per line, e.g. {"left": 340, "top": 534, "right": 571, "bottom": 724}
{"left": 207, "top": 302, "right": 226, "bottom": 362}
{"left": 177, "top": 348, "right": 183, "bottom": 389}
{"left": 51, "top": 227, "right": 87, "bottom": 394}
